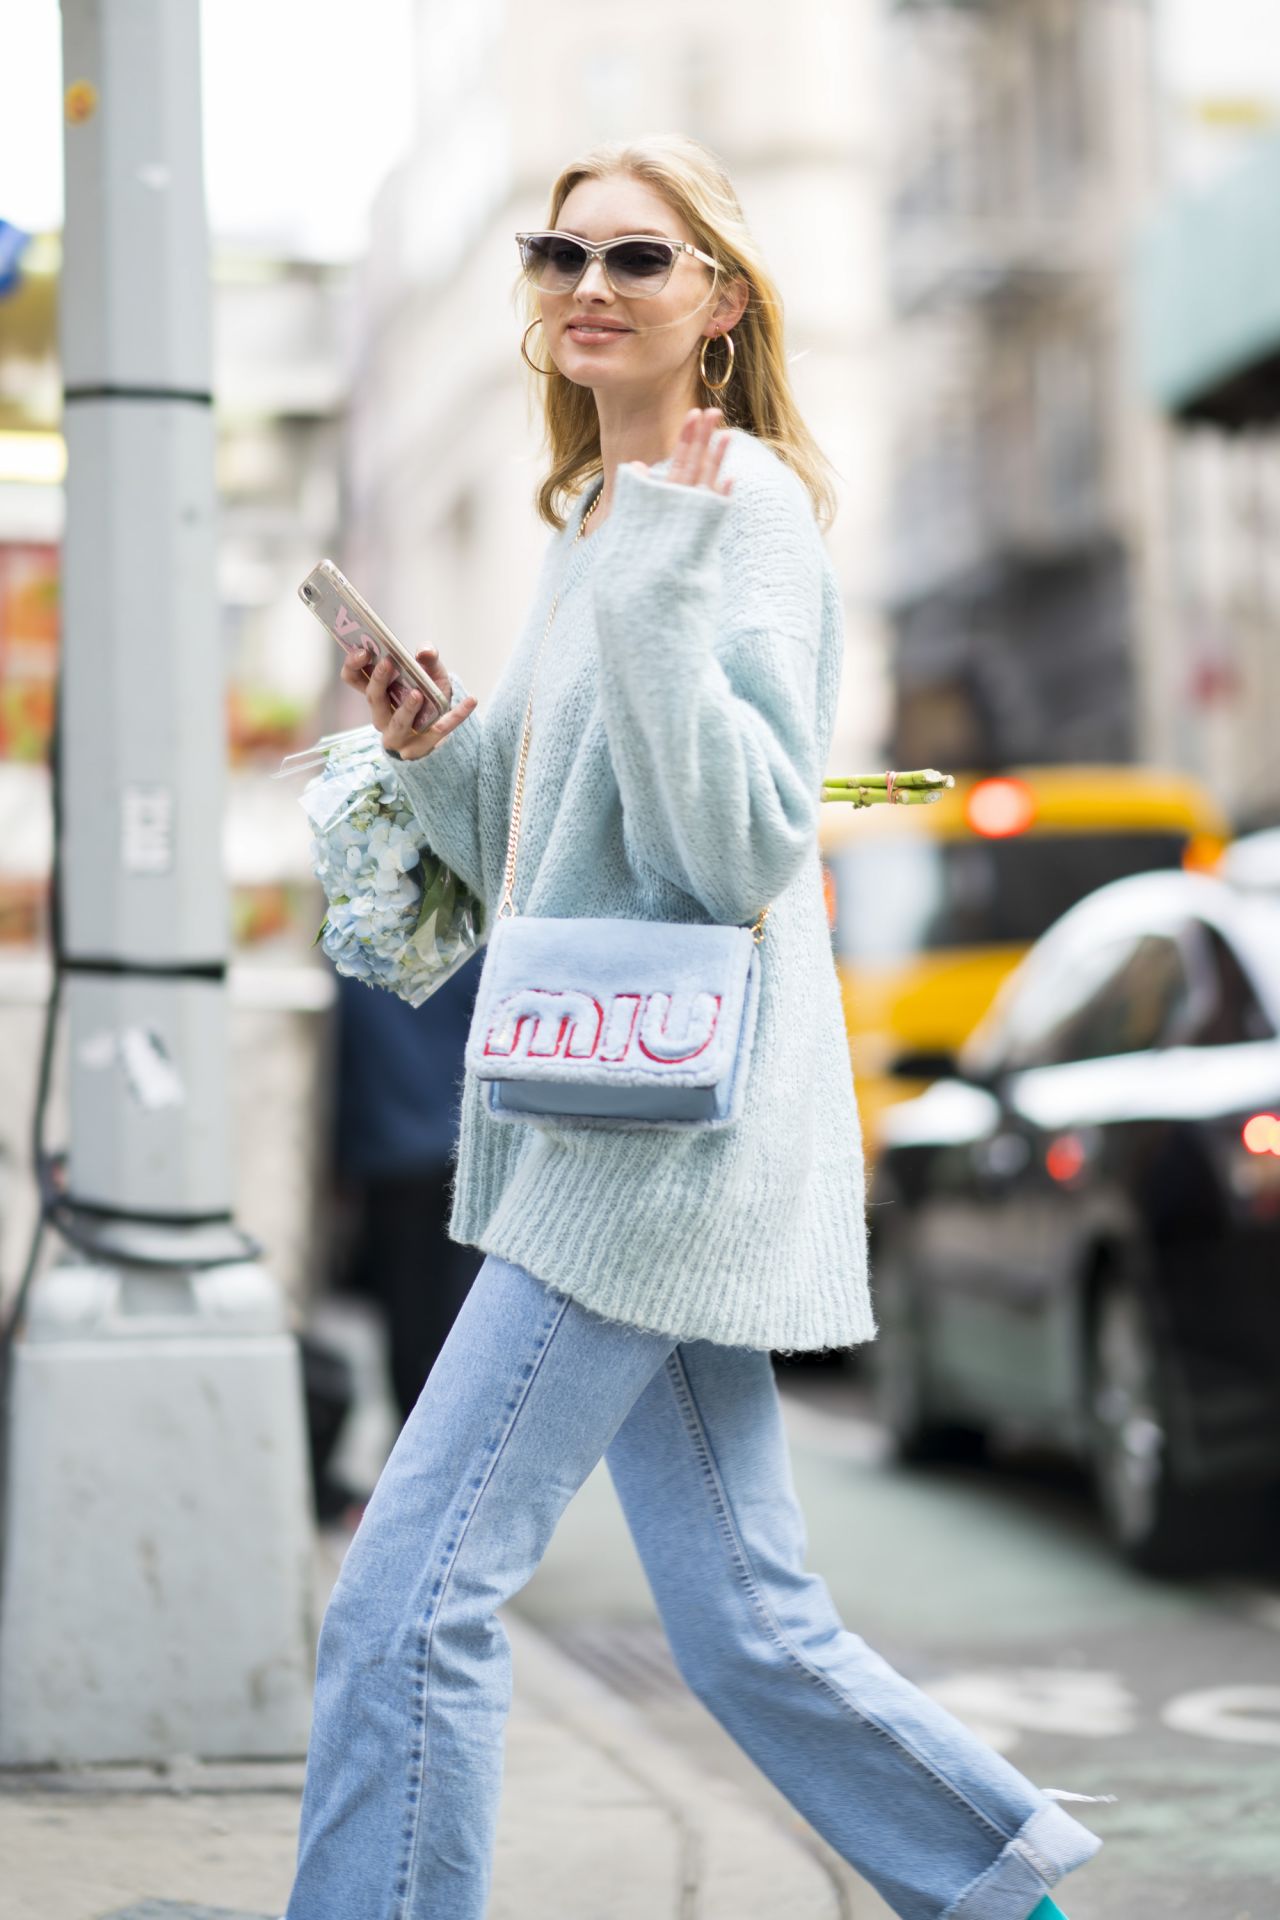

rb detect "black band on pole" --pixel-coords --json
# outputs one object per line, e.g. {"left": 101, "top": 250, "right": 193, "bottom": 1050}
{"left": 61, "top": 956, "right": 228, "bottom": 982}
{"left": 56, "top": 1195, "right": 236, "bottom": 1230}
{"left": 63, "top": 384, "right": 215, "bottom": 407}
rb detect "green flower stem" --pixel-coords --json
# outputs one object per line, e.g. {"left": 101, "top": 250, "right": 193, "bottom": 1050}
{"left": 822, "top": 768, "right": 954, "bottom": 808}
{"left": 822, "top": 788, "right": 946, "bottom": 808}
{"left": 823, "top": 769, "right": 952, "bottom": 791}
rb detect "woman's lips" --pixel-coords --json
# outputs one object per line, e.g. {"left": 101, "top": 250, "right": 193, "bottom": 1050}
{"left": 566, "top": 324, "right": 631, "bottom": 343}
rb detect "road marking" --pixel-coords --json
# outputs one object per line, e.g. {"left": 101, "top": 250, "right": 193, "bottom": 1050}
{"left": 922, "top": 1668, "right": 1137, "bottom": 1755}
{"left": 1162, "top": 1685, "right": 1280, "bottom": 1748}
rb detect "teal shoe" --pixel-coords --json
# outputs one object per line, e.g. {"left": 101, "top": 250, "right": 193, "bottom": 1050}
{"left": 1029, "top": 1899, "right": 1068, "bottom": 1920}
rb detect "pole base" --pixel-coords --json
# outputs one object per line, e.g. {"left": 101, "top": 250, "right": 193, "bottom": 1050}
{"left": 0, "top": 1261, "right": 316, "bottom": 1767}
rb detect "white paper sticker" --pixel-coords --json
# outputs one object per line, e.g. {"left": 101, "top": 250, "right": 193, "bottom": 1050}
{"left": 77, "top": 1027, "right": 186, "bottom": 1110}
{"left": 121, "top": 785, "right": 174, "bottom": 873}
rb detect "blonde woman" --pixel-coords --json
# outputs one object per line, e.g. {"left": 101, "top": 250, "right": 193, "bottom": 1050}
{"left": 285, "top": 136, "right": 1102, "bottom": 1920}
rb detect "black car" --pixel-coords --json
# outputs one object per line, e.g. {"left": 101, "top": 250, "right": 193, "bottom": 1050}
{"left": 870, "top": 871, "right": 1280, "bottom": 1571}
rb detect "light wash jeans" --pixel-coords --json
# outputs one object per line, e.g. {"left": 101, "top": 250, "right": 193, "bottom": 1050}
{"left": 286, "top": 1254, "right": 1103, "bottom": 1920}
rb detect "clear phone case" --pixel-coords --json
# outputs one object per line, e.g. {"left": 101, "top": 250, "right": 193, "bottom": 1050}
{"left": 298, "top": 558, "right": 448, "bottom": 732}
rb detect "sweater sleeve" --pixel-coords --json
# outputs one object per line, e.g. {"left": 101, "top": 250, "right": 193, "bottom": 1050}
{"left": 387, "top": 671, "right": 486, "bottom": 901}
{"left": 590, "top": 459, "right": 824, "bottom": 926}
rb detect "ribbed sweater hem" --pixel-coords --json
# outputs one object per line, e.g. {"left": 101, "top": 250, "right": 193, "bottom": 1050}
{"left": 447, "top": 1112, "right": 877, "bottom": 1354}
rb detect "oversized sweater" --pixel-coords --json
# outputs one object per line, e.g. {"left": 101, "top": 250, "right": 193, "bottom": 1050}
{"left": 392, "top": 426, "right": 875, "bottom": 1352}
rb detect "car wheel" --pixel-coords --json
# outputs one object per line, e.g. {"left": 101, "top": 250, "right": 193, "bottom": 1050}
{"left": 1086, "top": 1273, "right": 1215, "bottom": 1573}
{"left": 872, "top": 1255, "right": 986, "bottom": 1466}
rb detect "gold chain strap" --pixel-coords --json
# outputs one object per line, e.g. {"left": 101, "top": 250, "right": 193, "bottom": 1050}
{"left": 497, "top": 478, "right": 769, "bottom": 946}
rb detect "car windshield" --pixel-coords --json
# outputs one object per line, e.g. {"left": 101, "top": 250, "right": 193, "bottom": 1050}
{"left": 828, "top": 832, "right": 1189, "bottom": 963}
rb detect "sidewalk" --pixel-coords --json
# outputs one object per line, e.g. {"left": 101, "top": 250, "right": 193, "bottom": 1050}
{"left": 0, "top": 1607, "right": 890, "bottom": 1920}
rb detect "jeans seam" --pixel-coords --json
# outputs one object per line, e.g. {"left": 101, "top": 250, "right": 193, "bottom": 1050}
{"left": 1010, "top": 1834, "right": 1055, "bottom": 1883}
{"left": 393, "top": 1291, "right": 571, "bottom": 1918}
{"left": 664, "top": 1350, "right": 1014, "bottom": 1853}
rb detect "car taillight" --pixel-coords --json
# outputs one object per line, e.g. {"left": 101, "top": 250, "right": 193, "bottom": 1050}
{"left": 1182, "top": 832, "right": 1227, "bottom": 874}
{"left": 1242, "top": 1113, "right": 1280, "bottom": 1156}
{"left": 822, "top": 863, "right": 837, "bottom": 933}
{"left": 1228, "top": 1113, "right": 1280, "bottom": 1215}
{"left": 1045, "top": 1132, "right": 1088, "bottom": 1184}
{"left": 965, "top": 777, "right": 1036, "bottom": 839}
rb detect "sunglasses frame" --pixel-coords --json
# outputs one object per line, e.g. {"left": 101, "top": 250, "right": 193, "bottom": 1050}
{"left": 515, "top": 230, "right": 719, "bottom": 298}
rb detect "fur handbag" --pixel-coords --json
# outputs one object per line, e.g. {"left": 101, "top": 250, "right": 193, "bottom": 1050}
{"left": 466, "top": 912, "right": 764, "bottom": 1131}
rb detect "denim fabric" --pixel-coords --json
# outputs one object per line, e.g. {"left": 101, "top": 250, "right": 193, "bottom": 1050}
{"left": 287, "top": 1255, "right": 1102, "bottom": 1920}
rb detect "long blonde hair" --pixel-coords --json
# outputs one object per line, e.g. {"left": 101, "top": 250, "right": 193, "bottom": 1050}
{"left": 519, "top": 133, "right": 838, "bottom": 534}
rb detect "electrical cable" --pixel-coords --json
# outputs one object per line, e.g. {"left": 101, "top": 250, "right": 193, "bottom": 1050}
{"left": 0, "top": 674, "right": 261, "bottom": 1383}
{"left": 0, "top": 692, "right": 65, "bottom": 1379}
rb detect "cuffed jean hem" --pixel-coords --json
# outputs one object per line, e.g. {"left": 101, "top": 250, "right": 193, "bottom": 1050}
{"left": 942, "top": 1801, "right": 1104, "bottom": 1920}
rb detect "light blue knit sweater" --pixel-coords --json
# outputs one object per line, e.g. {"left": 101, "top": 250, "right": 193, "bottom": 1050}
{"left": 392, "top": 427, "right": 874, "bottom": 1351}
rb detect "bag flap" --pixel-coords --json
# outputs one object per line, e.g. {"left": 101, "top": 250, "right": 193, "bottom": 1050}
{"left": 465, "top": 916, "right": 757, "bottom": 1091}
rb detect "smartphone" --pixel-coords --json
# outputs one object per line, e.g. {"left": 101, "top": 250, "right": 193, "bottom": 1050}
{"left": 298, "top": 559, "right": 448, "bottom": 732}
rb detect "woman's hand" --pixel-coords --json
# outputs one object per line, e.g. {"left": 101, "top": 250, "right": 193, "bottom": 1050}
{"left": 626, "top": 406, "right": 734, "bottom": 497}
{"left": 340, "top": 644, "right": 478, "bottom": 763}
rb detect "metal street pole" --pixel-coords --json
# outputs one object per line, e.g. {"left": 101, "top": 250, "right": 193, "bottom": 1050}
{"left": 0, "top": 0, "right": 314, "bottom": 1765}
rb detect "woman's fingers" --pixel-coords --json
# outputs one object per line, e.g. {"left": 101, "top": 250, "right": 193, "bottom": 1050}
{"left": 414, "top": 647, "right": 452, "bottom": 705}
{"left": 669, "top": 407, "right": 729, "bottom": 494}
{"left": 668, "top": 406, "right": 701, "bottom": 485}
{"left": 388, "top": 693, "right": 478, "bottom": 762}
{"left": 365, "top": 653, "right": 398, "bottom": 730}
{"left": 704, "top": 426, "right": 729, "bottom": 491}
{"left": 338, "top": 640, "right": 472, "bottom": 760}
{"left": 367, "top": 648, "right": 475, "bottom": 762}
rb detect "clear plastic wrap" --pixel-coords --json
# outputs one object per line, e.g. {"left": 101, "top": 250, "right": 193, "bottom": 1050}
{"left": 278, "top": 725, "right": 485, "bottom": 1006}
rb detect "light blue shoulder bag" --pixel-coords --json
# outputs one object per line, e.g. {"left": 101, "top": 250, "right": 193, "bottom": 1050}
{"left": 465, "top": 487, "right": 769, "bottom": 1132}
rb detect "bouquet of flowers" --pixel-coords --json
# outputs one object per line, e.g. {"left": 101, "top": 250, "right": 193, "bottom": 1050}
{"left": 278, "top": 725, "right": 484, "bottom": 1007}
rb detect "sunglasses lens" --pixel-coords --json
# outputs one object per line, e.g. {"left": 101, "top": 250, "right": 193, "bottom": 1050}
{"left": 519, "top": 234, "right": 680, "bottom": 295}
{"left": 521, "top": 234, "right": 588, "bottom": 290}
{"left": 606, "top": 240, "right": 677, "bottom": 293}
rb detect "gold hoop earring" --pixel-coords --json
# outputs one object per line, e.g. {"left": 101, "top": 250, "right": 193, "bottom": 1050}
{"left": 521, "top": 318, "right": 555, "bottom": 377}
{"left": 699, "top": 330, "right": 735, "bottom": 393}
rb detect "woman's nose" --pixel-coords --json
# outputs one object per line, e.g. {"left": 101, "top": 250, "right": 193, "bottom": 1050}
{"left": 575, "top": 256, "right": 613, "bottom": 298}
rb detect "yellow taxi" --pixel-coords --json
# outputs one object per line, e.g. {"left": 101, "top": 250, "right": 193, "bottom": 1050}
{"left": 819, "top": 766, "right": 1231, "bottom": 1154}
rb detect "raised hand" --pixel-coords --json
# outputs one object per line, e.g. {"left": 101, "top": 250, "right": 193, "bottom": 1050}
{"left": 627, "top": 406, "right": 734, "bottom": 497}
{"left": 339, "top": 644, "right": 478, "bottom": 763}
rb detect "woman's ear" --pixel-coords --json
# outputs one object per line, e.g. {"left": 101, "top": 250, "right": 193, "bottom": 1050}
{"left": 712, "top": 275, "right": 751, "bottom": 335}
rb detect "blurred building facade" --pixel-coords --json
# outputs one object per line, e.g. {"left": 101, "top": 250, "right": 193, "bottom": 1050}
{"left": 342, "top": 0, "right": 891, "bottom": 771}
{"left": 881, "top": 0, "right": 1158, "bottom": 774}
{"left": 214, "top": 252, "right": 349, "bottom": 769}
{"left": 1136, "top": 124, "right": 1280, "bottom": 830}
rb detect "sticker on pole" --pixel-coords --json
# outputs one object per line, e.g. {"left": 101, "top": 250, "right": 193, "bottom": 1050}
{"left": 65, "top": 81, "right": 99, "bottom": 124}
{"left": 121, "top": 785, "right": 174, "bottom": 874}
{"left": 79, "top": 1027, "right": 186, "bottom": 1110}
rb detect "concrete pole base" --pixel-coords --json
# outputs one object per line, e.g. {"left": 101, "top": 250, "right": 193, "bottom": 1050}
{"left": 0, "top": 1262, "right": 316, "bottom": 1768}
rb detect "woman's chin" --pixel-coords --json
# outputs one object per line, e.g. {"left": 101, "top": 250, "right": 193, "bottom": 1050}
{"left": 563, "top": 364, "right": 640, "bottom": 392}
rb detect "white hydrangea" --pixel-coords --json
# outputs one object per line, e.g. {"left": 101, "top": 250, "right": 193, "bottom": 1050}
{"left": 292, "top": 726, "right": 484, "bottom": 1006}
